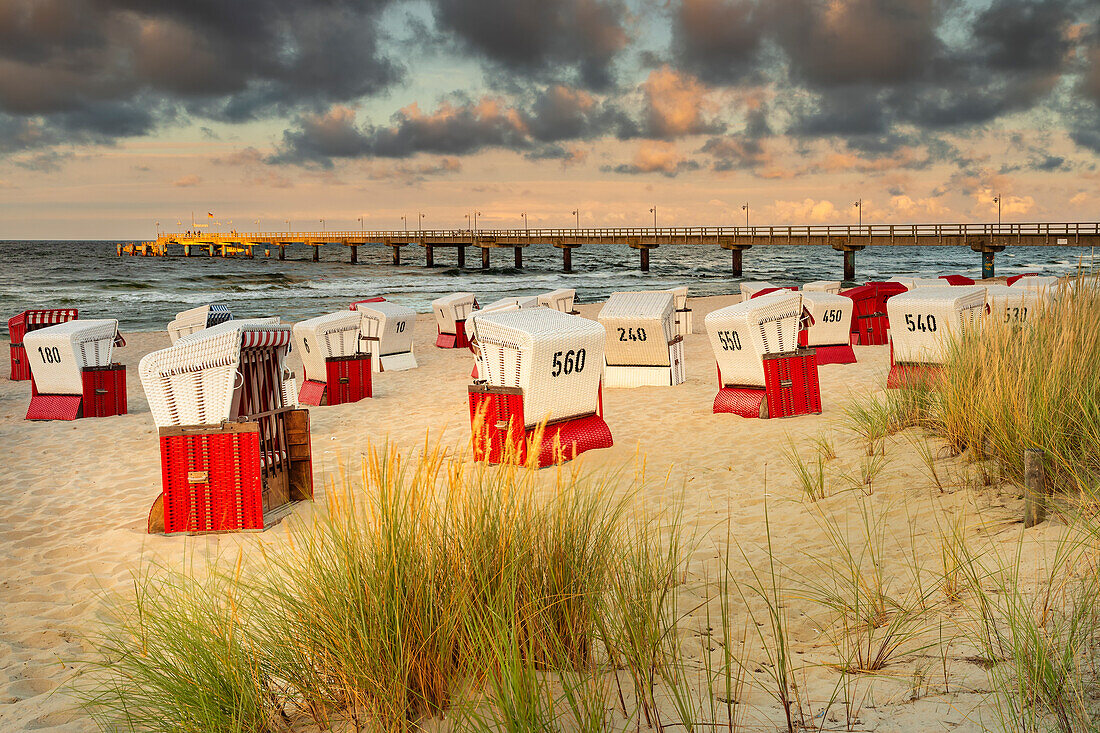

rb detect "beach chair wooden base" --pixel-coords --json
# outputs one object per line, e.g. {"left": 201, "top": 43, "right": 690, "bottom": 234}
{"left": 297, "top": 356, "right": 372, "bottom": 406}
{"left": 887, "top": 363, "right": 942, "bottom": 389}
{"left": 436, "top": 320, "right": 470, "bottom": 349}
{"left": 714, "top": 350, "right": 822, "bottom": 418}
{"left": 813, "top": 343, "right": 857, "bottom": 365}
{"left": 9, "top": 344, "right": 29, "bottom": 381}
{"left": 152, "top": 411, "right": 313, "bottom": 534}
{"left": 469, "top": 385, "right": 612, "bottom": 468}
{"left": 26, "top": 364, "right": 127, "bottom": 420}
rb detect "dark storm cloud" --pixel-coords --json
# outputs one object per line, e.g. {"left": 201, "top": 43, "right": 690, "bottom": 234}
{"left": 0, "top": 0, "right": 401, "bottom": 151}
{"left": 670, "top": 0, "right": 764, "bottom": 84}
{"left": 428, "top": 0, "right": 629, "bottom": 89}
{"left": 273, "top": 86, "right": 636, "bottom": 165}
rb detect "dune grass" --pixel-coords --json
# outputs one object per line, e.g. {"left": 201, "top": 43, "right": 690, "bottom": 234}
{"left": 75, "top": 443, "right": 684, "bottom": 732}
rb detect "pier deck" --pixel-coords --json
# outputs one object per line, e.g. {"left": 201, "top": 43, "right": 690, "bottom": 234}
{"left": 121, "top": 222, "right": 1100, "bottom": 278}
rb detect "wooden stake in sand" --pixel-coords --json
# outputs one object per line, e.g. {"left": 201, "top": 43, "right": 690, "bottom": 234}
{"left": 1024, "top": 448, "right": 1047, "bottom": 528}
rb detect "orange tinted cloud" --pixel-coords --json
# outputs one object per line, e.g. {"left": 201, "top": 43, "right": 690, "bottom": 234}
{"left": 642, "top": 66, "right": 718, "bottom": 138}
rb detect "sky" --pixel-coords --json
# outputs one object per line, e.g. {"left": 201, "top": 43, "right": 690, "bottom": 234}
{"left": 1, "top": 0, "right": 1099, "bottom": 239}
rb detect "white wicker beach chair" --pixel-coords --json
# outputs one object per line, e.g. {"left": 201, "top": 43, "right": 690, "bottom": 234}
{"left": 803, "top": 280, "right": 842, "bottom": 294}
{"left": 705, "top": 291, "right": 803, "bottom": 388}
{"left": 1011, "top": 276, "right": 1059, "bottom": 295}
{"left": 887, "top": 286, "right": 987, "bottom": 365}
{"left": 167, "top": 304, "right": 233, "bottom": 344}
{"left": 24, "top": 319, "right": 120, "bottom": 395}
{"left": 740, "top": 281, "right": 776, "bottom": 299}
{"left": 433, "top": 292, "right": 478, "bottom": 335}
{"left": 471, "top": 308, "right": 605, "bottom": 429}
{"left": 293, "top": 312, "right": 364, "bottom": 383}
{"left": 665, "top": 286, "right": 693, "bottom": 336}
{"left": 477, "top": 296, "right": 540, "bottom": 315}
{"left": 985, "top": 285, "right": 1046, "bottom": 324}
{"left": 538, "top": 288, "right": 576, "bottom": 313}
{"left": 888, "top": 277, "right": 915, "bottom": 290}
{"left": 800, "top": 291, "right": 853, "bottom": 347}
{"left": 355, "top": 301, "right": 417, "bottom": 372}
{"left": 140, "top": 320, "right": 294, "bottom": 429}
{"left": 598, "top": 291, "right": 684, "bottom": 387}
{"left": 911, "top": 278, "right": 948, "bottom": 288}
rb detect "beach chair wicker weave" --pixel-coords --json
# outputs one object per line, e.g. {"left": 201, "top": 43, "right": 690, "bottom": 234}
{"left": 433, "top": 292, "right": 478, "bottom": 348}
{"left": 538, "top": 288, "right": 576, "bottom": 313}
{"left": 886, "top": 286, "right": 987, "bottom": 388}
{"left": 740, "top": 281, "right": 776, "bottom": 299}
{"left": 167, "top": 304, "right": 232, "bottom": 344}
{"left": 355, "top": 301, "right": 417, "bottom": 372}
{"left": 798, "top": 291, "right": 856, "bottom": 364}
{"left": 24, "top": 319, "right": 125, "bottom": 420}
{"left": 9, "top": 308, "right": 78, "bottom": 381}
{"left": 598, "top": 291, "right": 684, "bottom": 388}
{"left": 705, "top": 292, "right": 820, "bottom": 418}
{"left": 293, "top": 311, "right": 371, "bottom": 405}
{"left": 468, "top": 308, "right": 612, "bottom": 467}
{"left": 139, "top": 320, "right": 313, "bottom": 533}
{"left": 985, "top": 284, "right": 1045, "bottom": 324}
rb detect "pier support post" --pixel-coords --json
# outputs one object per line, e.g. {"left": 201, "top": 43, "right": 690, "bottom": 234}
{"left": 631, "top": 243, "right": 657, "bottom": 272}
{"left": 425, "top": 244, "right": 434, "bottom": 267}
{"left": 563, "top": 247, "right": 572, "bottom": 272}
{"left": 514, "top": 247, "right": 522, "bottom": 269}
{"left": 393, "top": 246, "right": 401, "bottom": 265}
{"left": 350, "top": 245, "right": 358, "bottom": 264}
{"left": 208, "top": 244, "right": 215, "bottom": 257}
{"left": 279, "top": 245, "right": 286, "bottom": 261}
{"left": 248, "top": 245, "right": 254, "bottom": 260}
{"left": 457, "top": 245, "right": 466, "bottom": 268}
{"left": 722, "top": 244, "right": 751, "bottom": 277}
{"left": 183, "top": 244, "right": 190, "bottom": 257}
{"left": 481, "top": 246, "right": 490, "bottom": 269}
{"left": 313, "top": 245, "right": 320, "bottom": 262}
{"left": 971, "top": 243, "right": 1005, "bottom": 279}
{"left": 832, "top": 244, "right": 865, "bottom": 282}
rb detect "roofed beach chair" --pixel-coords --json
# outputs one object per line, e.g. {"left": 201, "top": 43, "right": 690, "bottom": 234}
{"left": 24, "top": 319, "right": 126, "bottom": 420}
{"left": 940, "top": 275, "right": 976, "bottom": 286}
{"left": 139, "top": 319, "right": 312, "bottom": 533}
{"left": 705, "top": 291, "right": 820, "bottom": 418}
{"left": 8, "top": 308, "right": 78, "bottom": 381}
{"left": 167, "top": 304, "right": 232, "bottom": 344}
{"left": 598, "top": 290, "right": 685, "bottom": 388}
{"left": 740, "top": 281, "right": 776, "bottom": 299}
{"left": 842, "top": 281, "right": 907, "bottom": 345}
{"left": 433, "top": 292, "right": 478, "bottom": 348}
{"left": 886, "top": 286, "right": 987, "bottom": 388}
{"left": 468, "top": 308, "right": 611, "bottom": 467}
{"left": 538, "top": 288, "right": 577, "bottom": 314}
{"left": 985, "top": 284, "right": 1046, "bottom": 325}
{"left": 799, "top": 291, "right": 857, "bottom": 364}
{"left": 804, "top": 280, "right": 842, "bottom": 294}
{"left": 356, "top": 301, "right": 418, "bottom": 372}
{"left": 470, "top": 296, "right": 540, "bottom": 378}
{"left": 293, "top": 311, "right": 371, "bottom": 406}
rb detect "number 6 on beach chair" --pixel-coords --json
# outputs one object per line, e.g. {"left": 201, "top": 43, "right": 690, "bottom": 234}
{"left": 469, "top": 308, "right": 612, "bottom": 467}
{"left": 433, "top": 292, "right": 478, "bottom": 348}
{"left": 140, "top": 319, "right": 313, "bottom": 534}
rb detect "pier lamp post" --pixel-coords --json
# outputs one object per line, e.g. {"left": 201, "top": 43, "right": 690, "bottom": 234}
{"left": 320, "top": 218, "right": 325, "bottom": 233}
{"left": 155, "top": 220, "right": 160, "bottom": 237}
{"left": 464, "top": 213, "right": 471, "bottom": 232}
{"left": 572, "top": 209, "right": 580, "bottom": 230}
{"left": 742, "top": 203, "right": 749, "bottom": 229}
{"left": 521, "top": 212, "right": 528, "bottom": 233}
{"left": 357, "top": 216, "right": 363, "bottom": 233}
{"left": 853, "top": 199, "right": 862, "bottom": 230}
{"left": 474, "top": 210, "right": 482, "bottom": 234}
{"left": 285, "top": 219, "right": 290, "bottom": 232}
{"left": 649, "top": 206, "right": 657, "bottom": 229}
{"left": 255, "top": 219, "right": 260, "bottom": 232}
{"left": 401, "top": 215, "right": 407, "bottom": 233}
{"left": 993, "top": 195, "right": 1002, "bottom": 228}
{"left": 418, "top": 211, "right": 426, "bottom": 233}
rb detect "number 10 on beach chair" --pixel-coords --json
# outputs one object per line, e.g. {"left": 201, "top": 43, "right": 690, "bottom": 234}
{"left": 706, "top": 291, "right": 822, "bottom": 419}
{"left": 139, "top": 320, "right": 313, "bottom": 534}
{"left": 468, "top": 308, "right": 612, "bottom": 467}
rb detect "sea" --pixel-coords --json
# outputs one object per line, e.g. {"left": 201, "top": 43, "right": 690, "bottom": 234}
{"left": 0, "top": 240, "right": 1093, "bottom": 336}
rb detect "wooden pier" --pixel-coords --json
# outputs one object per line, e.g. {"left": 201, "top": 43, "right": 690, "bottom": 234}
{"left": 120, "top": 222, "right": 1100, "bottom": 279}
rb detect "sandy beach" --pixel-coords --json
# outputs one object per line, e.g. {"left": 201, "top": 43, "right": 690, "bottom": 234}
{"left": 0, "top": 293, "right": 1051, "bottom": 731}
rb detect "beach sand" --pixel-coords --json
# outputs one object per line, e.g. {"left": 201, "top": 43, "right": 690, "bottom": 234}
{"left": 0, "top": 294, "right": 1049, "bottom": 731}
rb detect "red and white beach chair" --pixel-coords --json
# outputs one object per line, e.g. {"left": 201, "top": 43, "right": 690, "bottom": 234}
{"left": 355, "top": 301, "right": 418, "bottom": 372}
{"left": 433, "top": 292, "right": 478, "bottom": 348}
{"left": 537, "top": 288, "right": 577, "bottom": 314}
{"left": 8, "top": 308, "right": 78, "bottom": 381}
{"left": 293, "top": 311, "right": 371, "bottom": 406}
{"left": 469, "top": 308, "right": 612, "bottom": 467}
{"left": 24, "top": 319, "right": 126, "bottom": 420}
{"left": 799, "top": 291, "right": 857, "bottom": 365}
{"left": 886, "top": 286, "right": 987, "bottom": 388}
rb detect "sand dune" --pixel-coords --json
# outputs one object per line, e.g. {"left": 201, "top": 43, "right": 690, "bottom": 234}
{"left": 0, "top": 294, "right": 1038, "bottom": 731}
